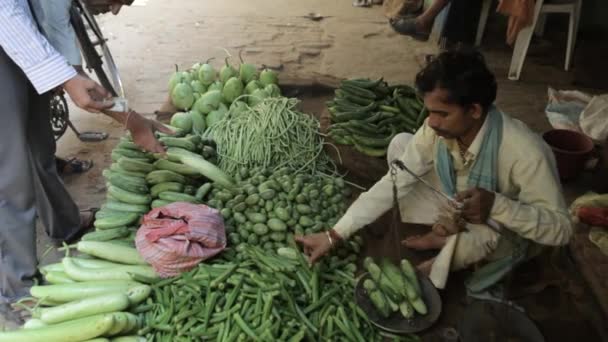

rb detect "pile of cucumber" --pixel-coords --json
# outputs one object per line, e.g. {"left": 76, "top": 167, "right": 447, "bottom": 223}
{"left": 363, "top": 257, "right": 428, "bottom": 320}
{"left": 203, "top": 166, "right": 353, "bottom": 250}
{"left": 327, "top": 78, "right": 428, "bottom": 157}
{"left": 96, "top": 128, "right": 222, "bottom": 235}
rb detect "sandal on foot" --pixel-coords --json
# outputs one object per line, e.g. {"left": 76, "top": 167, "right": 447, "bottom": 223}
{"left": 389, "top": 17, "right": 430, "bottom": 41}
{"left": 58, "top": 157, "right": 94, "bottom": 176}
{"left": 54, "top": 208, "right": 99, "bottom": 246}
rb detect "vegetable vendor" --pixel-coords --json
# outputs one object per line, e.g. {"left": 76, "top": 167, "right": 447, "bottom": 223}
{"left": 297, "top": 49, "right": 573, "bottom": 292}
{"left": 0, "top": 0, "right": 167, "bottom": 326}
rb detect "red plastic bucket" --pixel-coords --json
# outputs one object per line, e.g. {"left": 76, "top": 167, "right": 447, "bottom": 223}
{"left": 543, "top": 129, "right": 594, "bottom": 181}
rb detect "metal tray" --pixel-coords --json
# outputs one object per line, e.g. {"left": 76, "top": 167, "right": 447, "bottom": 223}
{"left": 355, "top": 272, "right": 442, "bottom": 334}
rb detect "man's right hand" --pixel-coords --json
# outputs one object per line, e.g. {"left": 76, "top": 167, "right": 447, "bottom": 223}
{"left": 63, "top": 74, "right": 113, "bottom": 113}
{"left": 295, "top": 233, "right": 333, "bottom": 264}
{"left": 126, "top": 112, "right": 174, "bottom": 153}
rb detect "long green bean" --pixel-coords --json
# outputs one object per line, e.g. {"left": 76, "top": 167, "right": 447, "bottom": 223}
{"left": 205, "top": 97, "right": 334, "bottom": 175}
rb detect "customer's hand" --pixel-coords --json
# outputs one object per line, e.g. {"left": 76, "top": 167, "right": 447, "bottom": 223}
{"left": 126, "top": 112, "right": 174, "bottom": 153}
{"left": 63, "top": 74, "right": 113, "bottom": 113}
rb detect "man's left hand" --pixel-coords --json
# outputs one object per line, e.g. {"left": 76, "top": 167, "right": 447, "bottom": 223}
{"left": 455, "top": 187, "right": 495, "bottom": 224}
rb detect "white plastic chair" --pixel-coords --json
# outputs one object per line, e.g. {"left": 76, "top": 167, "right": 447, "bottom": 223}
{"left": 476, "top": 0, "right": 583, "bottom": 81}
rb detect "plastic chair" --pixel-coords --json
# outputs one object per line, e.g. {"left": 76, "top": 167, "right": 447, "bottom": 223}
{"left": 476, "top": 0, "right": 583, "bottom": 81}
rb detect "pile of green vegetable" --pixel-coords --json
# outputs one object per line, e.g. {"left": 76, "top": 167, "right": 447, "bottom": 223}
{"left": 141, "top": 235, "right": 420, "bottom": 341}
{"left": 0, "top": 240, "right": 156, "bottom": 342}
{"left": 168, "top": 52, "right": 281, "bottom": 132}
{"left": 363, "top": 257, "right": 428, "bottom": 320}
{"left": 204, "top": 96, "right": 333, "bottom": 176}
{"left": 327, "top": 78, "right": 427, "bottom": 157}
{"left": 202, "top": 165, "right": 351, "bottom": 249}
{"left": 98, "top": 127, "right": 228, "bottom": 229}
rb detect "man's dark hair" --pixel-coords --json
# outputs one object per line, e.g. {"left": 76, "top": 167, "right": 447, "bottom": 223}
{"left": 415, "top": 49, "right": 497, "bottom": 113}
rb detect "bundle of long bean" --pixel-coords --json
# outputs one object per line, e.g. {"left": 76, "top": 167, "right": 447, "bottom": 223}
{"left": 205, "top": 97, "right": 333, "bottom": 175}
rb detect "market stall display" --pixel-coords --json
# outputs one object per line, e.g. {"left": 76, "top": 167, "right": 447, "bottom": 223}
{"left": 0, "top": 62, "right": 438, "bottom": 341}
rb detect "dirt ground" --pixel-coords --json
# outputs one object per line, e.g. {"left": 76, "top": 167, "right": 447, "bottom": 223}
{"left": 26, "top": 0, "right": 608, "bottom": 340}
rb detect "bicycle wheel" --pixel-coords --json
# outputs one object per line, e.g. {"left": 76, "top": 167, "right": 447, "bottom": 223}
{"left": 71, "top": 0, "right": 124, "bottom": 97}
{"left": 50, "top": 92, "right": 70, "bottom": 141}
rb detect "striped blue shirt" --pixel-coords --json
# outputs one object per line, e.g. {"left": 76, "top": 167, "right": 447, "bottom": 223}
{"left": 0, "top": 0, "right": 76, "bottom": 94}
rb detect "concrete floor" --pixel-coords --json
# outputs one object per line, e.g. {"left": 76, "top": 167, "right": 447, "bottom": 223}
{"left": 22, "top": 0, "right": 608, "bottom": 339}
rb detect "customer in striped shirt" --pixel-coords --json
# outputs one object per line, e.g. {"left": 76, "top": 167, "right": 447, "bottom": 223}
{"left": 0, "top": 0, "right": 168, "bottom": 325}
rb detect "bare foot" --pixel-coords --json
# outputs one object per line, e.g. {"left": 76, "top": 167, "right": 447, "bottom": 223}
{"left": 417, "top": 257, "right": 436, "bottom": 276}
{"left": 401, "top": 231, "right": 447, "bottom": 250}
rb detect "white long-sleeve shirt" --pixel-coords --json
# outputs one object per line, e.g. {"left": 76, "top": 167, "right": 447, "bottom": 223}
{"left": 335, "top": 111, "right": 573, "bottom": 247}
{"left": 0, "top": 0, "right": 76, "bottom": 94}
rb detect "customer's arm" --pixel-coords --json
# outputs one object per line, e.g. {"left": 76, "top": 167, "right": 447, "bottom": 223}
{"left": 0, "top": 0, "right": 76, "bottom": 94}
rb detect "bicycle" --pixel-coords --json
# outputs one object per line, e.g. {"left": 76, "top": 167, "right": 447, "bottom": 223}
{"left": 50, "top": 0, "right": 127, "bottom": 142}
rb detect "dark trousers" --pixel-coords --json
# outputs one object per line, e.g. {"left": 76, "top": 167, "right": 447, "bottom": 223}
{"left": 0, "top": 47, "right": 79, "bottom": 303}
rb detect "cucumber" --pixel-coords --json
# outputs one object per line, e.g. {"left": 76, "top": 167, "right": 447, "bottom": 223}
{"left": 116, "top": 140, "right": 141, "bottom": 151}
{"left": 400, "top": 259, "right": 422, "bottom": 298}
{"left": 109, "top": 164, "right": 147, "bottom": 178}
{"left": 112, "top": 148, "right": 151, "bottom": 161}
{"left": 195, "top": 183, "right": 213, "bottom": 201}
{"left": 118, "top": 157, "right": 156, "bottom": 173}
{"left": 151, "top": 199, "right": 172, "bottom": 208}
{"left": 94, "top": 213, "right": 139, "bottom": 230}
{"left": 150, "top": 182, "right": 184, "bottom": 198}
{"left": 158, "top": 136, "right": 197, "bottom": 151}
{"left": 104, "top": 171, "right": 149, "bottom": 194}
{"left": 363, "top": 279, "right": 390, "bottom": 318}
{"left": 108, "top": 186, "right": 152, "bottom": 205}
{"left": 95, "top": 208, "right": 125, "bottom": 219}
{"left": 158, "top": 191, "right": 200, "bottom": 204}
{"left": 153, "top": 159, "right": 200, "bottom": 177}
{"left": 81, "top": 227, "right": 130, "bottom": 241}
{"left": 146, "top": 170, "right": 187, "bottom": 185}
{"left": 103, "top": 201, "right": 149, "bottom": 214}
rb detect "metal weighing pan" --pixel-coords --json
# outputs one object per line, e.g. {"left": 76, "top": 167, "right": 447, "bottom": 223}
{"left": 355, "top": 272, "right": 442, "bottom": 334}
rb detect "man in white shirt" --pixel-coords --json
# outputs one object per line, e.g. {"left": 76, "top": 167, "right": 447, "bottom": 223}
{"left": 297, "top": 49, "right": 572, "bottom": 290}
